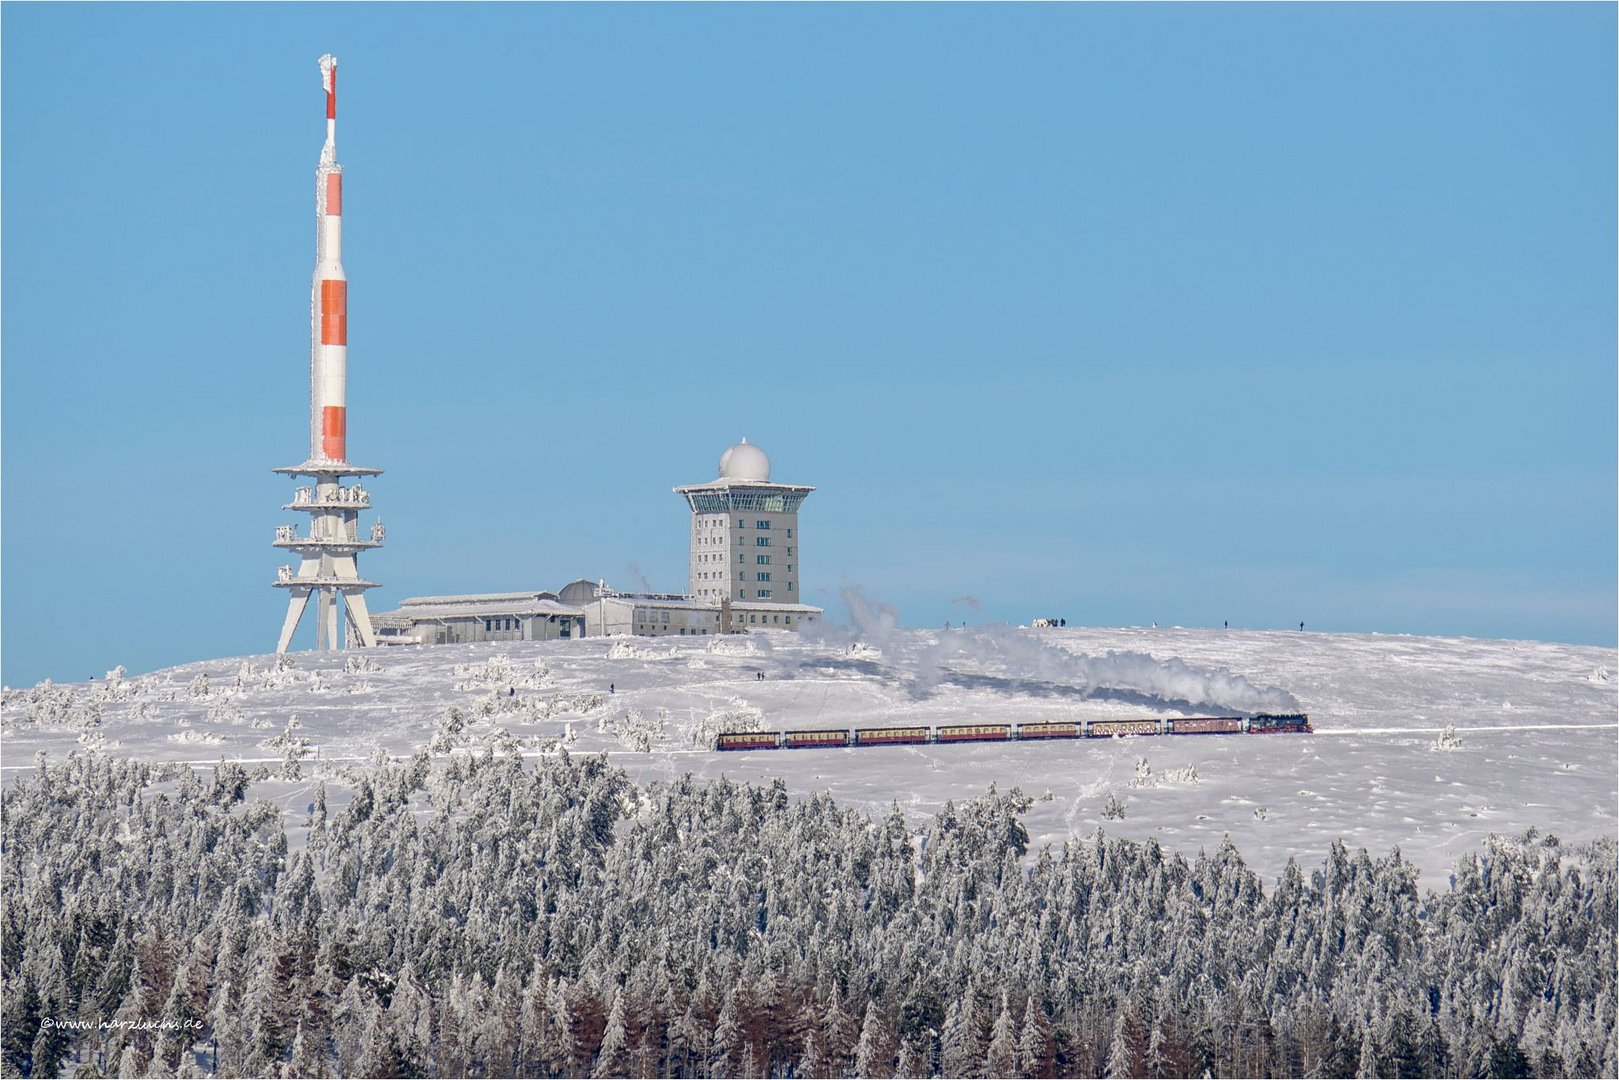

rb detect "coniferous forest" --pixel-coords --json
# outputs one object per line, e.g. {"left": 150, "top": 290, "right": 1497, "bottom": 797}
{"left": 2, "top": 750, "right": 1613, "bottom": 1079}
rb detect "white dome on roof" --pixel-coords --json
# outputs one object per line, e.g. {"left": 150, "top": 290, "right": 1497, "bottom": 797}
{"left": 557, "top": 579, "right": 601, "bottom": 604}
{"left": 718, "top": 438, "right": 771, "bottom": 482}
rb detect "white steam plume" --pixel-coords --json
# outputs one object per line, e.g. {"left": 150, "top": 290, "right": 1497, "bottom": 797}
{"left": 798, "top": 585, "right": 901, "bottom": 650}
{"left": 829, "top": 587, "right": 1298, "bottom": 715}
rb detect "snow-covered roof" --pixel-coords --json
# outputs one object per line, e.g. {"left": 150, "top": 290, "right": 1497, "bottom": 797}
{"left": 400, "top": 591, "right": 560, "bottom": 608}
{"left": 599, "top": 596, "right": 720, "bottom": 612}
{"left": 381, "top": 596, "right": 583, "bottom": 621}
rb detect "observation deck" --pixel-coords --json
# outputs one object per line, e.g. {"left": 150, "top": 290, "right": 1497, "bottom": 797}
{"left": 273, "top": 459, "right": 384, "bottom": 479}
{"left": 273, "top": 566, "right": 381, "bottom": 590}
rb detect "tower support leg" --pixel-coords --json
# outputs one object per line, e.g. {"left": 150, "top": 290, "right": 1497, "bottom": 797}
{"left": 317, "top": 589, "right": 338, "bottom": 649}
{"left": 277, "top": 590, "right": 312, "bottom": 654}
{"left": 344, "top": 589, "right": 378, "bottom": 648}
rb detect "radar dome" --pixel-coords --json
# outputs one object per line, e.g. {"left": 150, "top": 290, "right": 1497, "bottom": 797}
{"left": 557, "top": 579, "right": 602, "bottom": 604}
{"left": 718, "top": 438, "right": 771, "bottom": 482}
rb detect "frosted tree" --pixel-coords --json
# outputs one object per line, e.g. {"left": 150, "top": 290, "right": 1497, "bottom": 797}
{"left": 545, "top": 977, "right": 581, "bottom": 1075}
{"left": 798, "top": 1024, "right": 829, "bottom": 1080}
{"left": 1145, "top": 1016, "right": 1170, "bottom": 1079}
{"left": 940, "top": 991, "right": 986, "bottom": 1078}
{"left": 711, "top": 992, "right": 743, "bottom": 1079}
{"left": 823, "top": 989, "right": 859, "bottom": 1075}
{"left": 1105, "top": 1009, "right": 1144, "bottom": 1079}
{"left": 740, "top": 1040, "right": 764, "bottom": 1080}
{"left": 1013, "top": 996, "right": 1051, "bottom": 1079}
{"left": 1355, "top": 1024, "right": 1379, "bottom": 1079}
{"left": 893, "top": 1036, "right": 932, "bottom": 1080}
{"left": 287, "top": 1019, "right": 327, "bottom": 1077}
{"left": 984, "top": 990, "right": 1017, "bottom": 1078}
{"left": 855, "top": 999, "right": 896, "bottom": 1079}
{"left": 593, "top": 989, "right": 631, "bottom": 1078}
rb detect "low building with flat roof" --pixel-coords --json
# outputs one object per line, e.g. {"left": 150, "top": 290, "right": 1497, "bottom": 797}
{"left": 373, "top": 592, "right": 586, "bottom": 646}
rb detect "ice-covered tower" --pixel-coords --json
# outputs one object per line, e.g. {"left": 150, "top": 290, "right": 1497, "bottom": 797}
{"left": 272, "top": 54, "right": 384, "bottom": 652}
{"left": 675, "top": 439, "right": 814, "bottom": 605}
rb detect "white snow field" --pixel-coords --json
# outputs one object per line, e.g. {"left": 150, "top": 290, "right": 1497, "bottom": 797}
{"left": 3, "top": 625, "right": 1614, "bottom": 887}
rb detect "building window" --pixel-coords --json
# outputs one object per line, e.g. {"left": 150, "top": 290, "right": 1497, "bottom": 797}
{"left": 786, "top": 529, "right": 792, "bottom": 537}
{"left": 756, "top": 555, "right": 770, "bottom": 565}
{"left": 787, "top": 547, "right": 793, "bottom": 556}
{"left": 740, "top": 589, "right": 747, "bottom": 598}
{"left": 757, "top": 572, "right": 771, "bottom": 582}
{"left": 756, "top": 537, "right": 771, "bottom": 547}
{"left": 739, "top": 554, "right": 744, "bottom": 564}
{"left": 756, "top": 520, "right": 770, "bottom": 529}
{"left": 787, "top": 564, "right": 793, "bottom": 573}
{"left": 749, "top": 614, "right": 757, "bottom": 623}
{"left": 758, "top": 590, "right": 772, "bottom": 599}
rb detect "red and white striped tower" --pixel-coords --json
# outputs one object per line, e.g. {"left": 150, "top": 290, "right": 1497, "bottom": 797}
{"left": 274, "top": 54, "right": 383, "bottom": 653}
{"left": 313, "top": 53, "right": 347, "bottom": 462}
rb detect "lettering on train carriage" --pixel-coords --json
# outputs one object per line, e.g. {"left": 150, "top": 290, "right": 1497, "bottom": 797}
{"left": 1086, "top": 719, "right": 1161, "bottom": 738}
{"left": 1017, "top": 721, "right": 1080, "bottom": 740}
{"left": 937, "top": 723, "right": 1012, "bottom": 742}
{"left": 782, "top": 729, "right": 850, "bottom": 748}
{"left": 854, "top": 727, "right": 930, "bottom": 746}
{"left": 716, "top": 731, "right": 781, "bottom": 751}
{"left": 1168, "top": 716, "right": 1242, "bottom": 735}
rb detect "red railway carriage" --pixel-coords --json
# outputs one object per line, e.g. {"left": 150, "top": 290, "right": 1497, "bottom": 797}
{"left": 937, "top": 723, "right": 1012, "bottom": 743}
{"left": 1017, "top": 721, "right": 1080, "bottom": 740}
{"left": 782, "top": 729, "right": 850, "bottom": 749}
{"left": 1168, "top": 716, "right": 1242, "bottom": 735}
{"left": 854, "top": 726, "right": 929, "bottom": 746}
{"left": 716, "top": 731, "right": 781, "bottom": 752}
{"left": 1087, "top": 719, "right": 1162, "bottom": 738}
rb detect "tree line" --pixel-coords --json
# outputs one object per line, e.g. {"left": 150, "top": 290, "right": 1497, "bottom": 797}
{"left": 2, "top": 749, "right": 1613, "bottom": 1078}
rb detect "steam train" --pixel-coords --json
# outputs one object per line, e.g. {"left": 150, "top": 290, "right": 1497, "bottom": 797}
{"left": 715, "top": 713, "right": 1311, "bottom": 751}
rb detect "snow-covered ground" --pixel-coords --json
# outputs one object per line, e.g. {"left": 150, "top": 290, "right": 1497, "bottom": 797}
{"left": 4, "top": 625, "right": 1614, "bottom": 887}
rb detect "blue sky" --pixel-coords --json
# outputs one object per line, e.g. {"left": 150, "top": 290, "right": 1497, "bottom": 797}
{"left": 3, "top": 3, "right": 1614, "bottom": 685}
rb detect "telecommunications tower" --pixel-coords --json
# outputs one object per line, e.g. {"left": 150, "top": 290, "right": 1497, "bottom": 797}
{"left": 272, "top": 54, "right": 384, "bottom": 652}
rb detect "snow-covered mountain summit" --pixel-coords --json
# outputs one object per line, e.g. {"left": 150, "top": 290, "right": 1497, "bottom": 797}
{"left": 4, "top": 624, "right": 1613, "bottom": 886}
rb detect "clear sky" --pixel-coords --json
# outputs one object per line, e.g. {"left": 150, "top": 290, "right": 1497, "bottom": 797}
{"left": 3, "top": 3, "right": 1614, "bottom": 686}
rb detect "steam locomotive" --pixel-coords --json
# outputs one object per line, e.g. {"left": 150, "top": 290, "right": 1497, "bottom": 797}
{"left": 716, "top": 713, "right": 1310, "bottom": 750}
